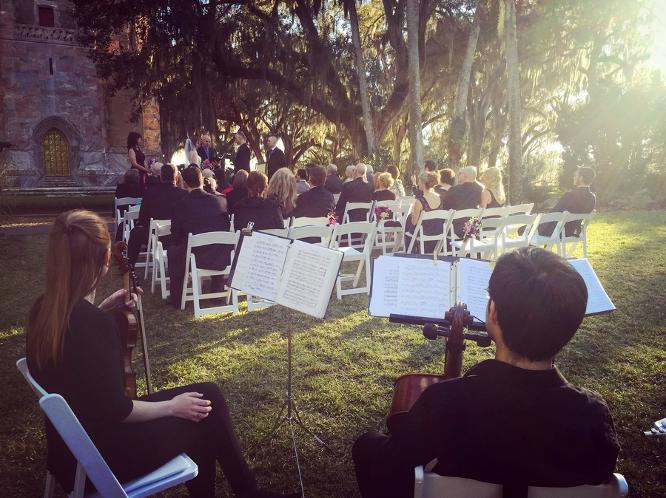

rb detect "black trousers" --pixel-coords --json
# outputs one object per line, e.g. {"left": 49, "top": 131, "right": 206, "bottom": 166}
{"left": 97, "top": 382, "right": 257, "bottom": 497}
{"left": 127, "top": 225, "right": 149, "bottom": 265}
{"left": 352, "top": 431, "right": 415, "bottom": 498}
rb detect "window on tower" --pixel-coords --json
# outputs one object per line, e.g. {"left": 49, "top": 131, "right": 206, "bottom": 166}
{"left": 38, "top": 6, "right": 56, "bottom": 27}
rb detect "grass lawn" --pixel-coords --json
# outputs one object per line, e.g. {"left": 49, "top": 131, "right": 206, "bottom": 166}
{"left": 0, "top": 210, "right": 664, "bottom": 497}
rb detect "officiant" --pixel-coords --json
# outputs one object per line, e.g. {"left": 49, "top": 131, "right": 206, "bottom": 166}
{"left": 233, "top": 131, "right": 251, "bottom": 173}
{"left": 197, "top": 134, "right": 217, "bottom": 164}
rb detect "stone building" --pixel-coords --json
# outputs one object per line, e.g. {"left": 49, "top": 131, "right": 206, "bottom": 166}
{"left": 0, "top": 0, "right": 161, "bottom": 190}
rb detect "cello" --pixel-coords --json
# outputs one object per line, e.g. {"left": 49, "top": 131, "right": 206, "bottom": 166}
{"left": 387, "top": 303, "right": 491, "bottom": 431}
{"left": 111, "top": 241, "right": 154, "bottom": 399}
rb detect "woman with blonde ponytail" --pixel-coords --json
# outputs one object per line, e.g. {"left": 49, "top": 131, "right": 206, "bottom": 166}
{"left": 480, "top": 167, "right": 507, "bottom": 209}
{"left": 26, "top": 210, "right": 297, "bottom": 498}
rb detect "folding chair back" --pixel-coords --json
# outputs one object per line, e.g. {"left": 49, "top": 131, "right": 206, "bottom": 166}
{"left": 288, "top": 225, "right": 334, "bottom": 247}
{"left": 114, "top": 197, "right": 142, "bottom": 226}
{"left": 16, "top": 357, "right": 47, "bottom": 398}
{"left": 291, "top": 216, "right": 329, "bottom": 228}
{"left": 121, "top": 209, "right": 141, "bottom": 243}
{"left": 502, "top": 213, "right": 538, "bottom": 252}
{"left": 530, "top": 211, "right": 567, "bottom": 254}
{"left": 408, "top": 209, "right": 454, "bottom": 255}
{"left": 144, "top": 219, "right": 171, "bottom": 278}
{"left": 330, "top": 221, "right": 376, "bottom": 251}
{"left": 342, "top": 202, "right": 373, "bottom": 223}
{"left": 506, "top": 203, "right": 534, "bottom": 216}
{"left": 560, "top": 211, "right": 594, "bottom": 258}
{"left": 259, "top": 228, "right": 289, "bottom": 237}
{"left": 330, "top": 222, "right": 376, "bottom": 298}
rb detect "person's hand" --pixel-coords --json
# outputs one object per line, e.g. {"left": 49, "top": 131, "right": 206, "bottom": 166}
{"left": 99, "top": 288, "right": 143, "bottom": 311}
{"left": 169, "top": 392, "right": 212, "bottom": 422}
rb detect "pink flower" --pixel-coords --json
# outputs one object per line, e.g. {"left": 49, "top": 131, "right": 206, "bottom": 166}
{"left": 327, "top": 212, "right": 338, "bottom": 226}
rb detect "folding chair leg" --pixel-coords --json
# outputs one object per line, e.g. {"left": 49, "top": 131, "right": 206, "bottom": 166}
{"left": 336, "top": 274, "right": 342, "bottom": 300}
{"left": 364, "top": 255, "right": 371, "bottom": 294}
{"left": 192, "top": 271, "right": 202, "bottom": 319}
{"left": 70, "top": 464, "right": 86, "bottom": 498}
{"left": 43, "top": 472, "right": 55, "bottom": 498}
{"left": 352, "top": 259, "right": 364, "bottom": 287}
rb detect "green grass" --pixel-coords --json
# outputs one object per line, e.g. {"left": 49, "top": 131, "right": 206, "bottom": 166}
{"left": 0, "top": 210, "right": 665, "bottom": 497}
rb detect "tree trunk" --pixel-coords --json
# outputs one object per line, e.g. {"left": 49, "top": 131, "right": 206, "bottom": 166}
{"left": 447, "top": 2, "right": 482, "bottom": 170}
{"left": 504, "top": 0, "right": 522, "bottom": 202}
{"left": 406, "top": 0, "right": 424, "bottom": 177}
{"left": 349, "top": 2, "right": 377, "bottom": 156}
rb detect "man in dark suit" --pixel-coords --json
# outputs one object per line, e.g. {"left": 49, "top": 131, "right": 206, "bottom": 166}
{"left": 324, "top": 164, "right": 344, "bottom": 194}
{"left": 127, "top": 164, "right": 187, "bottom": 265}
{"left": 293, "top": 165, "right": 336, "bottom": 218}
{"left": 167, "top": 166, "right": 231, "bottom": 307}
{"left": 353, "top": 248, "right": 619, "bottom": 498}
{"left": 539, "top": 167, "right": 597, "bottom": 236}
{"left": 441, "top": 166, "right": 484, "bottom": 236}
{"left": 233, "top": 131, "right": 251, "bottom": 173}
{"left": 335, "top": 163, "right": 374, "bottom": 221}
{"left": 266, "top": 133, "right": 287, "bottom": 178}
{"left": 196, "top": 134, "right": 217, "bottom": 164}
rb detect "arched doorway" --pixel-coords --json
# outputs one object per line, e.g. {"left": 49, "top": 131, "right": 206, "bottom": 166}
{"left": 42, "top": 128, "right": 71, "bottom": 176}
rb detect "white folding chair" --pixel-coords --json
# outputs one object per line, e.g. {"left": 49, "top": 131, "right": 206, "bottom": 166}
{"left": 181, "top": 231, "right": 240, "bottom": 318}
{"left": 290, "top": 216, "right": 330, "bottom": 228}
{"left": 501, "top": 213, "right": 538, "bottom": 254}
{"left": 452, "top": 216, "right": 505, "bottom": 260}
{"left": 529, "top": 212, "right": 567, "bottom": 255}
{"left": 400, "top": 196, "right": 417, "bottom": 213}
{"left": 447, "top": 208, "right": 484, "bottom": 257}
{"left": 151, "top": 223, "right": 173, "bottom": 299}
{"left": 114, "top": 197, "right": 142, "bottom": 228}
{"left": 506, "top": 202, "right": 535, "bottom": 216}
{"left": 560, "top": 212, "right": 593, "bottom": 258}
{"left": 229, "top": 213, "right": 235, "bottom": 232}
{"left": 120, "top": 209, "right": 141, "bottom": 245}
{"left": 406, "top": 209, "right": 454, "bottom": 255}
{"left": 39, "top": 393, "right": 198, "bottom": 498}
{"left": 143, "top": 219, "right": 170, "bottom": 279}
{"left": 330, "top": 222, "right": 376, "bottom": 299}
{"left": 341, "top": 201, "right": 373, "bottom": 223}
{"left": 414, "top": 466, "right": 628, "bottom": 498}
{"left": 288, "top": 225, "right": 334, "bottom": 247}
{"left": 259, "top": 228, "right": 289, "bottom": 237}
{"left": 372, "top": 200, "right": 403, "bottom": 254}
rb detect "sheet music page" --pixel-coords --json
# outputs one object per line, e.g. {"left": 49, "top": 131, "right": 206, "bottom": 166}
{"left": 230, "top": 232, "right": 292, "bottom": 302}
{"left": 568, "top": 258, "right": 615, "bottom": 314}
{"left": 456, "top": 258, "right": 494, "bottom": 322}
{"left": 276, "top": 240, "right": 343, "bottom": 318}
{"left": 369, "top": 256, "right": 451, "bottom": 319}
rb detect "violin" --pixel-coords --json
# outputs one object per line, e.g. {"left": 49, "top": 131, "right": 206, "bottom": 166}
{"left": 111, "top": 241, "right": 153, "bottom": 399}
{"left": 387, "top": 304, "right": 491, "bottom": 431}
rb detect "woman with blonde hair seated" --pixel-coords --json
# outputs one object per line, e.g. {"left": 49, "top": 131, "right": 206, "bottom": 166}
{"left": 373, "top": 172, "right": 397, "bottom": 201}
{"left": 267, "top": 167, "right": 297, "bottom": 219}
{"left": 404, "top": 171, "right": 442, "bottom": 253}
{"left": 480, "top": 167, "right": 506, "bottom": 208}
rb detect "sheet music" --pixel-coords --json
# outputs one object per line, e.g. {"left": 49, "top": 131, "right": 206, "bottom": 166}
{"left": 230, "top": 232, "right": 291, "bottom": 302}
{"left": 456, "top": 258, "right": 494, "bottom": 322}
{"left": 369, "top": 256, "right": 451, "bottom": 319}
{"left": 568, "top": 258, "right": 615, "bottom": 314}
{"left": 277, "top": 240, "right": 343, "bottom": 318}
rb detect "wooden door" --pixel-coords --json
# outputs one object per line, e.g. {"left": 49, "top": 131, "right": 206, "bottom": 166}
{"left": 42, "top": 128, "right": 70, "bottom": 176}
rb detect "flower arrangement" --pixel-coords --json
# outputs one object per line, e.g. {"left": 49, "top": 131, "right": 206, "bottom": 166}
{"left": 462, "top": 217, "right": 482, "bottom": 240}
{"left": 374, "top": 206, "right": 393, "bottom": 223}
{"left": 327, "top": 212, "right": 338, "bottom": 226}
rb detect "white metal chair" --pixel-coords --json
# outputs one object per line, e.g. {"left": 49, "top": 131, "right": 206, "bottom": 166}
{"left": 372, "top": 200, "right": 404, "bottom": 254}
{"left": 560, "top": 211, "right": 593, "bottom": 258}
{"left": 452, "top": 216, "right": 505, "bottom": 260}
{"left": 288, "top": 225, "right": 334, "bottom": 247}
{"left": 406, "top": 209, "right": 454, "bottom": 255}
{"left": 529, "top": 211, "right": 567, "bottom": 255}
{"left": 143, "top": 219, "right": 170, "bottom": 279}
{"left": 114, "top": 197, "right": 142, "bottom": 228}
{"left": 414, "top": 466, "right": 628, "bottom": 498}
{"left": 290, "top": 216, "right": 330, "bottom": 228}
{"left": 506, "top": 202, "right": 535, "bottom": 216}
{"left": 341, "top": 201, "right": 373, "bottom": 224}
{"left": 120, "top": 209, "right": 141, "bottom": 245}
{"left": 330, "top": 222, "right": 376, "bottom": 299}
{"left": 180, "top": 231, "right": 240, "bottom": 318}
{"left": 447, "top": 208, "right": 484, "bottom": 257}
{"left": 151, "top": 223, "right": 173, "bottom": 299}
{"left": 501, "top": 213, "right": 539, "bottom": 254}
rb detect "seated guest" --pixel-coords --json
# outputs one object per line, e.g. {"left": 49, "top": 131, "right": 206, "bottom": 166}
{"left": 480, "top": 167, "right": 506, "bottom": 209}
{"left": 335, "top": 163, "right": 374, "bottom": 222}
{"left": 442, "top": 166, "right": 484, "bottom": 237}
{"left": 373, "top": 173, "right": 397, "bottom": 202}
{"left": 293, "top": 164, "right": 335, "bottom": 218}
{"left": 127, "top": 164, "right": 186, "bottom": 265}
{"left": 324, "top": 164, "right": 344, "bottom": 194}
{"left": 344, "top": 164, "right": 356, "bottom": 183}
{"left": 353, "top": 248, "right": 620, "bottom": 498}
{"left": 145, "top": 161, "right": 163, "bottom": 188}
{"left": 434, "top": 168, "right": 455, "bottom": 205}
{"left": 167, "top": 167, "right": 231, "bottom": 308}
{"left": 424, "top": 159, "right": 437, "bottom": 172}
{"left": 115, "top": 169, "right": 142, "bottom": 200}
{"left": 403, "top": 171, "right": 442, "bottom": 253}
{"left": 234, "top": 171, "right": 284, "bottom": 231}
{"left": 267, "top": 167, "right": 297, "bottom": 219}
{"left": 386, "top": 165, "right": 405, "bottom": 198}
{"left": 226, "top": 170, "right": 249, "bottom": 215}
{"left": 539, "top": 167, "right": 597, "bottom": 237}
{"left": 295, "top": 168, "right": 311, "bottom": 195}
{"left": 366, "top": 164, "right": 375, "bottom": 189}
{"left": 27, "top": 209, "right": 298, "bottom": 498}
{"left": 204, "top": 176, "right": 227, "bottom": 204}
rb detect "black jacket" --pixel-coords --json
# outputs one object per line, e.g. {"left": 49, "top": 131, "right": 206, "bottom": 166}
{"left": 196, "top": 145, "right": 217, "bottom": 162}
{"left": 542, "top": 186, "right": 596, "bottom": 236}
{"left": 137, "top": 183, "right": 187, "bottom": 228}
{"left": 233, "top": 196, "right": 284, "bottom": 232}
{"left": 226, "top": 186, "right": 248, "bottom": 214}
{"left": 233, "top": 143, "right": 251, "bottom": 173}
{"left": 171, "top": 189, "right": 231, "bottom": 270}
{"left": 441, "top": 181, "right": 483, "bottom": 237}
{"left": 324, "top": 174, "right": 344, "bottom": 194}
{"left": 266, "top": 147, "right": 287, "bottom": 178}
{"left": 293, "top": 186, "right": 336, "bottom": 218}
{"left": 335, "top": 177, "right": 374, "bottom": 221}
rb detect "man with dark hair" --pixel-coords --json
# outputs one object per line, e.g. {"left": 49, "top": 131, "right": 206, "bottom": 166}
{"left": 293, "top": 165, "right": 336, "bottom": 218}
{"left": 296, "top": 168, "right": 311, "bottom": 195}
{"left": 324, "top": 164, "right": 344, "bottom": 194}
{"left": 435, "top": 167, "right": 456, "bottom": 205}
{"left": 167, "top": 166, "right": 231, "bottom": 307}
{"left": 266, "top": 133, "right": 287, "bottom": 178}
{"left": 441, "top": 166, "right": 484, "bottom": 236}
{"left": 126, "top": 164, "right": 186, "bottom": 265}
{"left": 424, "top": 160, "right": 437, "bottom": 172}
{"left": 353, "top": 248, "right": 619, "bottom": 498}
{"left": 233, "top": 131, "right": 251, "bottom": 173}
{"left": 540, "top": 167, "right": 597, "bottom": 236}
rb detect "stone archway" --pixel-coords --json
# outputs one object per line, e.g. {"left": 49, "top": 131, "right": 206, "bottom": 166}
{"left": 32, "top": 116, "right": 81, "bottom": 184}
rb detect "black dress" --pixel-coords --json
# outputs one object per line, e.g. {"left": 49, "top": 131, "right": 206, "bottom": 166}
{"left": 130, "top": 146, "right": 147, "bottom": 192}
{"left": 487, "top": 189, "right": 504, "bottom": 209}
{"left": 233, "top": 196, "right": 284, "bottom": 231}
{"left": 27, "top": 300, "right": 258, "bottom": 497}
{"left": 404, "top": 195, "right": 442, "bottom": 253}
{"left": 373, "top": 190, "right": 396, "bottom": 202}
